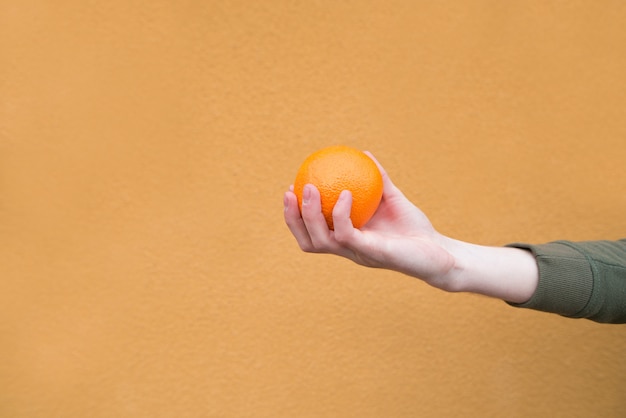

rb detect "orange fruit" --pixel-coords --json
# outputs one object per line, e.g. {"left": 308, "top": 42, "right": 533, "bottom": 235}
{"left": 293, "top": 145, "right": 383, "bottom": 230}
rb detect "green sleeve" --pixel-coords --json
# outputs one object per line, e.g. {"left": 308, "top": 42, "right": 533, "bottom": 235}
{"left": 505, "top": 240, "right": 626, "bottom": 324}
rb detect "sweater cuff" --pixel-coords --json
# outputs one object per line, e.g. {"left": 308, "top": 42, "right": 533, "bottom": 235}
{"left": 505, "top": 242, "right": 594, "bottom": 317}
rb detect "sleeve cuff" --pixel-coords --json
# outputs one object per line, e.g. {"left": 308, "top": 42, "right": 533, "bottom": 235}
{"left": 505, "top": 242, "right": 594, "bottom": 317}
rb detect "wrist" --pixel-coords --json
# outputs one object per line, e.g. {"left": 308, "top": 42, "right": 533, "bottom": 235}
{"left": 438, "top": 237, "right": 539, "bottom": 303}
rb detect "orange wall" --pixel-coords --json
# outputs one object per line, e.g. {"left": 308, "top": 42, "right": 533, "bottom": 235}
{"left": 2, "top": 1, "right": 626, "bottom": 417}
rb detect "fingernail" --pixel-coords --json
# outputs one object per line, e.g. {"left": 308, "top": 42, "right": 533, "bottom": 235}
{"left": 303, "top": 185, "right": 311, "bottom": 204}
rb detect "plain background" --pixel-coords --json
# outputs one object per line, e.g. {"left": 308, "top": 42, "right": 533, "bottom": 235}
{"left": 2, "top": 1, "right": 626, "bottom": 416}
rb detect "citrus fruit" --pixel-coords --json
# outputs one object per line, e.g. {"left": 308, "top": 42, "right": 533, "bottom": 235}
{"left": 293, "top": 145, "right": 383, "bottom": 230}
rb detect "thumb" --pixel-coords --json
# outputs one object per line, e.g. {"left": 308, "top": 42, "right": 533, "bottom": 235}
{"left": 363, "top": 151, "right": 402, "bottom": 199}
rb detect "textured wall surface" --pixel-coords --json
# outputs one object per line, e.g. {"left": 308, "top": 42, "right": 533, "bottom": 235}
{"left": 2, "top": 1, "right": 626, "bottom": 417}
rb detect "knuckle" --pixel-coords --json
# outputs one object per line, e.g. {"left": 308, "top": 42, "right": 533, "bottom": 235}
{"left": 333, "top": 231, "right": 349, "bottom": 246}
{"left": 299, "top": 242, "right": 316, "bottom": 253}
{"left": 298, "top": 238, "right": 324, "bottom": 253}
{"left": 301, "top": 239, "right": 333, "bottom": 254}
{"left": 333, "top": 227, "right": 354, "bottom": 246}
{"left": 300, "top": 210, "right": 320, "bottom": 225}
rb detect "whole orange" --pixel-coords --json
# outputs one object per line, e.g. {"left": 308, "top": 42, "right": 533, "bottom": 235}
{"left": 293, "top": 145, "right": 383, "bottom": 230}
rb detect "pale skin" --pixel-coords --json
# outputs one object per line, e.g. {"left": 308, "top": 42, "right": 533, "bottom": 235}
{"left": 283, "top": 152, "right": 539, "bottom": 304}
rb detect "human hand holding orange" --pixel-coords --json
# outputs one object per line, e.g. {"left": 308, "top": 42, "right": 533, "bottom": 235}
{"left": 284, "top": 148, "right": 456, "bottom": 286}
{"left": 284, "top": 147, "right": 539, "bottom": 304}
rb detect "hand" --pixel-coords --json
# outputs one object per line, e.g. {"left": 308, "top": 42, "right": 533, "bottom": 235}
{"left": 283, "top": 152, "right": 458, "bottom": 289}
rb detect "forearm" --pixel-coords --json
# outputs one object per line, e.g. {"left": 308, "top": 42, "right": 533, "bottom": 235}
{"left": 441, "top": 238, "right": 539, "bottom": 303}
{"left": 425, "top": 237, "right": 626, "bottom": 323}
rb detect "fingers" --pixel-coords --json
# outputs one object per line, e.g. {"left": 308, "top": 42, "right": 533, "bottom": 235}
{"left": 332, "top": 190, "right": 358, "bottom": 244}
{"left": 300, "top": 184, "right": 337, "bottom": 248}
{"left": 332, "top": 190, "right": 377, "bottom": 263}
{"left": 284, "top": 184, "right": 333, "bottom": 253}
{"left": 283, "top": 190, "right": 315, "bottom": 251}
{"left": 284, "top": 184, "right": 360, "bottom": 258}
